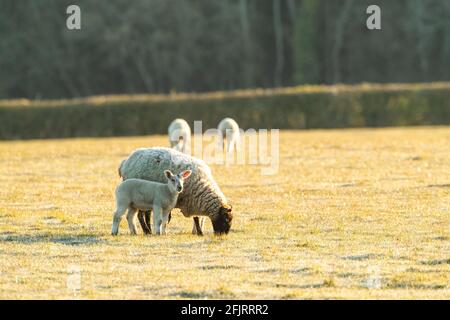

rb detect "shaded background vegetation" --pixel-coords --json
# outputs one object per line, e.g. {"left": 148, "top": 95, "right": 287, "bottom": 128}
{"left": 1, "top": 84, "right": 449, "bottom": 139}
{"left": 0, "top": 0, "right": 449, "bottom": 139}
{"left": 1, "top": 0, "right": 450, "bottom": 99}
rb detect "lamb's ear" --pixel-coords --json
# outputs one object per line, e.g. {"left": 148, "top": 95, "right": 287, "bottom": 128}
{"left": 164, "top": 170, "right": 173, "bottom": 180}
{"left": 180, "top": 170, "right": 192, "bottom": 180}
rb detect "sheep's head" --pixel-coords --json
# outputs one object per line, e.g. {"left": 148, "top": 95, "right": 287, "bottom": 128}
{"left": 212, "top": 204, "right": 233, "bottom": 235}
{"left": 165, "top": 170, "right": 192, "bottom": 193}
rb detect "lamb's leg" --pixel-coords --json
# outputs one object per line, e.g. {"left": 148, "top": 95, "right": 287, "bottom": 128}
{"left": 153, "top": 206, "right": 163, "bottom": 235}
{"left": 111, "top": 206, "right": 127, "bottom": 236}
{"left": 160, "top": 210, "right": 171, "bottom": 235}
{"left": 192, "top": 217, "right": 204, "bottom": 236}
{"left": 137, "top": 210, "right": 152, "bottom": 235}
{"left": 126, "top": 207, "right": 138, "bottom": 235}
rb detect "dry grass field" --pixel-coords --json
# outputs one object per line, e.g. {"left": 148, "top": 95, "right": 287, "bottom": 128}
{"left": 0, "top": 127, "right": 449, "bottom": 299}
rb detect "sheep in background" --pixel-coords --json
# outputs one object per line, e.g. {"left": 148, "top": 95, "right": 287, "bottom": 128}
{"left": 111, "top": 170, "right": 192, "bottom": 236}
{"left": 218, "top": 117, "right": 240, "bottom": 154}
{"left": 119, "top": 147, "right": 233, "bottom": 235}
{"left": 168, "top": 119, "right": 191, "bottom": 154}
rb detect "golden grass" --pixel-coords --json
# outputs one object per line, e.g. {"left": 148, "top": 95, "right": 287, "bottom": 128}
{"left": 0, "top": 127, "right": 449, "bottom": 299}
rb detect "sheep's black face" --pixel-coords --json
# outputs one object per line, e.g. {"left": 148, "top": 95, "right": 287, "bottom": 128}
{"left": 212, "top": 205, "right": 233, "bottom": 235}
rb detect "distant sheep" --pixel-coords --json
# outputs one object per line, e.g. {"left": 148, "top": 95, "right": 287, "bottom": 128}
{"left": 218, "top": 117, "right": 240, "bottom": 154}
{"left": 168, "top": 119, "right": 191, "bottom": 154}
{"left": 111, "top": 170, "right": 191, "bottom": 236}
{"left": 119, "top": 147, "right": 233, "bottom": 235}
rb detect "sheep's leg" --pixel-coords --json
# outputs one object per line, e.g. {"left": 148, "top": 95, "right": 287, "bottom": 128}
{"left": 126, "top": 208, "right": 138, "bottom": 235}
{"left": 199, "top": 217, "right": 205, "bottom": 231}
{"left": 192, "top": 217, "right": 204, "bottom": 236}
{"left": 227, "top": 138, "right": 234, "bottom": 154}
{"left": 137, "top": 210, "right": 152, "bottom": 235}
{"left": 222, "top": 137, "right": 226, "bottom": 153}
{"left": 160, "top": 211, "right": 170, "bottom": 235}
{"left": 111, "top": 206, "right": 127, "bottom": 236}
{"left": 217, "top": 133, "right": 225, "bottom": 153}
{"left": 144, "top": 210, "right": 152, "bottom": 230}
{"left": 153, "top": 206, "right": 163, "bottom": 235}
{"left": 229, "top": 133, "right": 240, "bottom": 155}
{"left": 234, "top": 133, "right": 241, "bottom": 153}
{"left": 225, "top": 136, "right": 237, "bottom": 166}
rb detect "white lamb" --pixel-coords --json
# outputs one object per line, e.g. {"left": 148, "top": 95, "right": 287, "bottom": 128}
{"left": 168, "top": 118, "right": 191, "bottom": 154}
{"left": 218, "top": 117, "right": 240, "bottom": 154}
{"left": 111, "top": 169, "right": 192, "bottom": 236}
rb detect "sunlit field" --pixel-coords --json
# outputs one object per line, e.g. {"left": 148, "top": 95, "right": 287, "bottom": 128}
{"left": 0, "top": 127, "right": 448, "bottom": 299}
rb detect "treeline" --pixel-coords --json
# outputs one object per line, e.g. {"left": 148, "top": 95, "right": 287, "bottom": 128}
{"left": 0, "top": 0, "right": 449, "bottom": 99}
{"left": 1, "top": 83, "right": 449, "bottom": 139}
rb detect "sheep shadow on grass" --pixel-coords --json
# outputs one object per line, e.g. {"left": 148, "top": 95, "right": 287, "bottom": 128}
{"left": 0, "top": 232, "right": 104, "bottom": 246}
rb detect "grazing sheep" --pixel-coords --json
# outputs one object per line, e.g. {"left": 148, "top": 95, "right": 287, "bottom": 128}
{"left": 119, "top": 147, "right": 233, "bottom": 235}
{"left": 218, "top": 118, "right": 240, "bottom": 154}
{"left": 168, "top": 118, "right": 191, "bottom": 154}
{"left": 111, "top": 170, "right": 191, "bottom": 236}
